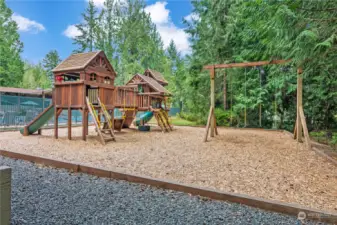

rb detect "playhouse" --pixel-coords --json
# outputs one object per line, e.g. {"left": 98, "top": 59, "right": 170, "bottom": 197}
{"left": 21, "top": 51, "right": 172, "bottom": 144}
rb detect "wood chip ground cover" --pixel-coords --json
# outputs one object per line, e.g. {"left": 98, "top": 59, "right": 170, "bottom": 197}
{"left": 0, "top": 126, "right": 336, "bottom": 213}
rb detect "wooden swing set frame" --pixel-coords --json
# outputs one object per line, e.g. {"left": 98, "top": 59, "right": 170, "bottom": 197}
{"left": 203, "top": 59, "right": 311, "bottom": 151}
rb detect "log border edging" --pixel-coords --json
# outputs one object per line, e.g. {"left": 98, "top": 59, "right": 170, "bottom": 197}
{"left": 1, "top": 149, "right": 336, "bottom": 224}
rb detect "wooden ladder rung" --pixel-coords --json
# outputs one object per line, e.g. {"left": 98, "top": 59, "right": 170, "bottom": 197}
{"left": 101, "top": 129, "right": 111, "bottom": 132}
{"left": 104, "top": 137, "right": 115, "bottom": 142}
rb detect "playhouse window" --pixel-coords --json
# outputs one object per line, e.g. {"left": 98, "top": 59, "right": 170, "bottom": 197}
{"left": 138, "top": 84, "right": 143, "bottom": 93}
{"left": 104, "top": 76, "right": 111, "bottom": 84}
{"left": 89, "top": 73, "right": 97, "bottom": 81}
{"left": 63, "top": 73, "right": 80, "bottom": 82}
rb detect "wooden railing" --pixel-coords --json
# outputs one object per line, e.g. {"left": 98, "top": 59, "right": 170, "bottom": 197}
{"left": 137, "top": 95, "right": 150, "bottom": 109}
{"left": 114, "top": 87, "right": 138, "bottom": 108}
{"left": 88, "top": 89, "right": 99, "bottom": 105}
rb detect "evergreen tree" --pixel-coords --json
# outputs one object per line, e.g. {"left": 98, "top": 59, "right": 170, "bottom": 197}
{"left": 115, "top": 0, "right": 169, "bottom": 84}
{"left": 166, "top": 40, "right": 185, "bottom": 111}
{"left": 0, "top": 0, "right": 24, "bottom": 87}
{"left": 183, "top": 0, "right": 337, "bottom": 129}
{"left": 42, "top": 50, "right": 61, "bottom": 87}
{"left": 95, "top": 0, "right": 119, "bottom": 63}
{"left": 73, "top": 0, "right": 98, "bottom": 52}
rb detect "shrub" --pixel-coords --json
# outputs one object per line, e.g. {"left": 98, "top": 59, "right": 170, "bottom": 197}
{"left": 214, "top": 108, "right": 234, "bottom": 126}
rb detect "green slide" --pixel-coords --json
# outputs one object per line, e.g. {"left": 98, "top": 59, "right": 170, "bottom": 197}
{"left": 20, "top": 105, "right": 54, "bottom": 135}
{"left": 135, "top": 111, "right": 153, "bottom": 126}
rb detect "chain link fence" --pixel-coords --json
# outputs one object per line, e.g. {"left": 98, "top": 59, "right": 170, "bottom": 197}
{"left": 0, "top": 95, "right": 88, "bottom": 132}
{"left": 0, "top": 94, "right": 180, "bottom": 132}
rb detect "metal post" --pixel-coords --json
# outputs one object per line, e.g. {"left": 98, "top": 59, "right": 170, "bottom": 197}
{"left": 0, "top": 166, "right": 11, "bottom": 225}
{"left": 42, "top": 90, "right": 45, "bottom": 111}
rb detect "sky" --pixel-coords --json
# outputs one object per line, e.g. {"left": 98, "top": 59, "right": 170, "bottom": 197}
{"left": 6, "top": 0, "right": 195, "bottom": 64}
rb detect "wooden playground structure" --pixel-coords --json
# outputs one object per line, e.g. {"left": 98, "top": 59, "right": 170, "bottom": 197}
{"left": 203, "top": 60, "right": 312, "bottom": 151}
{"left": 22, "top": 51, "right": 173, "bottom": 144}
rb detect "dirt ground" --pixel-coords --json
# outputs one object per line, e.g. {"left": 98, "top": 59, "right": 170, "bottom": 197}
{"left": 0, "top": 126, "right": 336, "bottom": 213}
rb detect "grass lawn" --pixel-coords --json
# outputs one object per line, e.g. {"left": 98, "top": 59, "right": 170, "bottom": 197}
{"left": 148, "top": 116, "right": 197, "bottom": 126}
{"left": 170, "top": 116, "right": 198, "bottom": 126}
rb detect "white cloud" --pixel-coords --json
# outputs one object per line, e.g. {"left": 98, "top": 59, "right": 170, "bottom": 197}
{"left": 145, "top": 1, "right": 190, "bottom": 54}
{"left": 63, "top": 25, "right": 82, "bottom": 38}
{"left": 157, "top": 24, "right": 190, "bottom": 54}
{"left": 90, "top": 0, "right": 105, "bottom": 8}
{"left": 144, "top": 1, "right": 169, "bottom": 24}
{"left": 88, "top": 0, "right": 126, "bottom": 9}
{"left": 184, "top": 13, "right": 200, "bottom": 22}
{"left": 12, "top": 13, "right": 45, "bottom": 33}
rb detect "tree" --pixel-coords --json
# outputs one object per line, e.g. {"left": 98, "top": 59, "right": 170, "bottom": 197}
{"left": 183, "top": 0, "right": 337, "bottom": 129}
{"left": 95, "top": 0, "right": 119, "bottom": 63}
{"left": 73, "top": 0, "right": 98, "bottom": 52}
{"left": 166, "top": 40, "right": 186, "bottom": 111}
{"left": 0, "top": 0, "right": 24, "bottom": 87}
{"left": 42, "top": 50, "right": 61, "bottom": 86}
{"left": 22, "top": 62, "right": 51, "bottom": 89}
{"left": 115, "top": 0, "right": 169, "bottom": 84}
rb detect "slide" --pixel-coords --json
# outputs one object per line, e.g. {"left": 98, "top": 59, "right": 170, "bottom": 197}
{"left": 20, "top": 105, "right": 54, "bottom": 135}
{"left": 135, "top": 111, "right": 154, "bottom": 126}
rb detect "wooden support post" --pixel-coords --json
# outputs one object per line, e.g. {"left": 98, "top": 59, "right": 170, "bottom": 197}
{"left": 296, "top": 68, "right": 303, "bottom": 143}
{"left": 82, "top": 108, "right": 86, "bottom": 141}
{"left": 68, "top": 109, "right": 72, "bottom": 140}
{"left": 214, "top": 116, "right": 218, "bottom": 135}
{"left": 204, "top": 106, "right": 214, "bottom": 142}
{"left": 54, "top": 107, "right": 58, "bottom": 139}
{"left": 299, "top": 106, "right": 312, "bottom": 151}
{"left": 0, "top": 166, "right": 11, "bottom": 225}
{"left": 259, "top": 104, "right": 262, "bottom": 127}
{"left": 293, "top": 118, "right": 297, "bottom": 139}
{"left": 85, "top": 110, "right": 89, "bottom": 135}
{"left": 210, "top": 66, "right": 215, "bottom": 137}
{"left": 223, "top": 71, "right": 227, "bottom": 110}
{"left": 111, "top": 108, "right": 114, "bottom": 133}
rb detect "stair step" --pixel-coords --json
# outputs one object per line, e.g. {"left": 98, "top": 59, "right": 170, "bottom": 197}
{"left": 101, "top": 129, "right": 112, "bottom": 132}
{"left": 104, "top": 137, "right": 115, "bottom": 141}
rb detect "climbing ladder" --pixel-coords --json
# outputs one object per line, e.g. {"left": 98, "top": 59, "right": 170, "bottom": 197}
{"left": 86, "top": 97, "right": 116, "bottom": 145}
{"left": 153, "top": 108, "right": 173, "bottom": 132}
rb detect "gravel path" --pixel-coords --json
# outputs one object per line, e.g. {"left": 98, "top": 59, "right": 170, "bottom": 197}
{"left": 0, "top": 156, "right": 321, "bottom": 225}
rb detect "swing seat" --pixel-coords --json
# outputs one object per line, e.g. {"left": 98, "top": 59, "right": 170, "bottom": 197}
{"left": 138, "top": 125, "right": 150, "bottom": 132}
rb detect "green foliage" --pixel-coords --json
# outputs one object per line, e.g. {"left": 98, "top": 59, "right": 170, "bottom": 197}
{"left": 42, "top": 50, "right": 61, "bottom": 86}
{"left": 0, "top": 0, "right": 24, "bottom": 87}
{"left": 73, "top": 0, "right": 98, "bottom": 52}
{"left": 182, "top": 0, "right": 337, "bottom": 130}
{"left": 22, "top": 62, "right": 51, "bottom": 89}
{"left": 166, "top": 40, "right": 187, "bottom": 111}
{"left": 178, "top": 112, "right": 199, "bottom": 123}
{"left": 331, "top": 134, "right": 337, "bottom": 145}
{"left": 71, "top": 0, "right": 173, "bottom": 86}
{"left": 114, "top": 0, "right": 169, "bottom": 84}
{"left": 214, "top": 108, "right": 233, "bottom": 127}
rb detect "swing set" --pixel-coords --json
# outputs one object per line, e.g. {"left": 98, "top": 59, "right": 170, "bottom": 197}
{"left": 203, "top": 59, "right": 311, "bottom": 151}
{"left": 228, "top": 66, "right": 278, "bottom": 128}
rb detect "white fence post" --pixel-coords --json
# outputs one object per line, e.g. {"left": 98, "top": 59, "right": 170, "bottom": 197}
{"left": 0, "top": 166, "right": 11, "bottom": 225}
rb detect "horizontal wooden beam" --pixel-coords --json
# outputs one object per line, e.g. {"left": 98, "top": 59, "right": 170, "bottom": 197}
{"left": 0, "top": 149, "right": 336, "bottom": 224}
{"left": 55, "top": 81, "right": 84, "bottom": 86}
{"left": 204, "top": 59, "right": 291, "bottom": 70}
{"left": 137, "top": 92, "right": 163, "bottom": 95}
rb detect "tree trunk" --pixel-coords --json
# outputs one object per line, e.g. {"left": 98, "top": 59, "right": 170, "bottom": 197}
{"left": 223, "top": 72, "right": 227, "bottom": 110}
